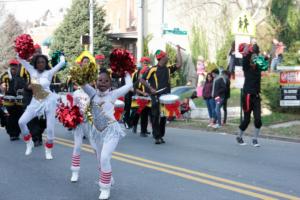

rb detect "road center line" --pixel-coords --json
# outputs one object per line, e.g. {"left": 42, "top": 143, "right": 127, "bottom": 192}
{"left": 53, "top": 136, "right": 300, "bottom": 200}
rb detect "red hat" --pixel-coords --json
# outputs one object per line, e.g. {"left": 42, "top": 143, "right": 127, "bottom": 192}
{"left": 140, "top": 57, "right": 151, "bottom": 63}
{"left": 9, "top": 59, "right": 19, "bottom": 65}
{"left": 95, "top": 54, "right": 105, "bottom": 60}
{"left": 34, "top": 44, "right": 41, "bottom": 49}
{"left": 155, "top": 50, "right": 167, "bottom": 60}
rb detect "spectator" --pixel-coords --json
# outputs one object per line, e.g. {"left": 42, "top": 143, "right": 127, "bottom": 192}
{"left": 211, "top": 68, "right": 226, "bottom": 129}
{"left": 202, "top": 73, "right": 215, "bottom": 126}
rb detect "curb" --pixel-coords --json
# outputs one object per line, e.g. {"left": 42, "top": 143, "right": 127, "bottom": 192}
{"left": 168, "top": 124, "right": 300, "bottom": 143}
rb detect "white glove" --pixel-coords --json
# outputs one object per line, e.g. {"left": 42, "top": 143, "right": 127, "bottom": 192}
{"left": 60, "top": 55, "right": 66, "bottom": 64}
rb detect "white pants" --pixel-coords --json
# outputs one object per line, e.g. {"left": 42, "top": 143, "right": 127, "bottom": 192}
{"left": 18, "top": 101, "right": 56, "bottom": 143}
{"left": 94, "top": 134, "right": 120, "bottom": 187}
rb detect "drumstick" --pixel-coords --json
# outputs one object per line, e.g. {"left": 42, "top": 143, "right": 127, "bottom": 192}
{"left": 167, "top": 42, "right": 186, "bottom": 51}
{"left": 156, "top": 87, "right": 167, "bottom": 94}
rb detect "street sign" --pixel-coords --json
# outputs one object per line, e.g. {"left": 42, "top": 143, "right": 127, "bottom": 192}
{"left": 232, "top": 11, "right": 256, "bottom": 36}
{"left": 163, "top": 28, "right": 187, "bottom": 35}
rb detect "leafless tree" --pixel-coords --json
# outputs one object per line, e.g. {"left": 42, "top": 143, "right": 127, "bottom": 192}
{"left": 0, "top": 14, "right": 23, "bottom": 72}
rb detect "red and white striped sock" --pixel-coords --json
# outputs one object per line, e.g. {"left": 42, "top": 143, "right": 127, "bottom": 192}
{"left": 100, "top": 171, "right": 112, "bottom": 185}
{"left": 72, "top": 154, "right": 80, "bottom": 167}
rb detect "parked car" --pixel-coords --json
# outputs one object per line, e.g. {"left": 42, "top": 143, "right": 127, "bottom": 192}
{"left": 171, "top": 86, "right": 196, "bottom": 100}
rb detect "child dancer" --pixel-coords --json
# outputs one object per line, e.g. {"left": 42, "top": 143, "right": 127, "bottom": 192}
{"left": 82, "top": 69, "right": 132, "bottom": 200}
{"left": 17, "top": 54, "right": 65, "bottom": 159}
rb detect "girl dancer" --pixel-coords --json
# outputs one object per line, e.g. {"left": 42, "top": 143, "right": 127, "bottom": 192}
{"left": 82, "top": 69, "right": 132, "bottom": 200}
{"left": 70, "top": 56, "right": 95, "bottom": 182}
{"left": 17, "top": 54, "right": 65, "bottom": 159}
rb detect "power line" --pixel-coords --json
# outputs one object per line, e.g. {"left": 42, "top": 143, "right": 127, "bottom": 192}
{"left": 0, "top": 0, "right": 43, "bottom": 2}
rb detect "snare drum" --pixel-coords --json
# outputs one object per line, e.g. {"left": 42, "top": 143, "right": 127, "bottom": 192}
{"left": 159, "top": 94, "right": 181, "bottom": 118}
{"left": 114, "top": 99, "right": 125, "bottom": 121}
{"left": 15, "top": 95, "right": 24, "bottom": 106}
{"left": 3, "top": 96, "right": 16, "bottom": 107}
{"left": 131, "top": 95, "right": 151, "bottom": 108}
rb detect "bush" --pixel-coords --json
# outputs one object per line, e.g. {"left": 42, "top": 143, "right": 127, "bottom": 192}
{"left": 261, "top": 73, "right": 300, "bottom": 113}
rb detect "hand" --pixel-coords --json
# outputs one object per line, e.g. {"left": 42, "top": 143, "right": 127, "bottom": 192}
{"left": 176, "top": 45, "right": 181, "bottom": 50}
{"left": 60, "top": 55, "right": 66, "bottom": 63}
{"left": 27, "top": 84, "right": 32, "bottom": 90}
{"left": 150, "top": 88, "right": 156, "bottom": 95}
{"left": 143, "top": 92, "right": 149, "bottom": 97}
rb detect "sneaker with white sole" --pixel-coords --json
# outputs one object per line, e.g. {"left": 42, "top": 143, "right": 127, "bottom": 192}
{"left": 236, "top": 137, "right": 247, "bottom": 145}
{"left": 212, "top": 124, "right": 221, "bottom": 129}
{"left": 71, "top": 171, "right": 79, "bottom": 182}
{"left": 252, "top": 139, "right": 260, "bottom": 147}
{"left": 99, "top": 187, "right": 110, "bottom": 200}
{"left": 45, "top": 147, "right": 53, "bottom": 160}
{"left": 25, "top": 139, "right": 34, "bottom": 156}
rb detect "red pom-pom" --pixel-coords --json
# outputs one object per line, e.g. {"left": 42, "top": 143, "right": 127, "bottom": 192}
{"left": 15, "top": 34, "right": 35, "bottom": 59}
{"left": 110, "top": 48, "right": 136, "bottom": 77}
{"left": 56, "top": 102, "right": 83, "bottom": 129}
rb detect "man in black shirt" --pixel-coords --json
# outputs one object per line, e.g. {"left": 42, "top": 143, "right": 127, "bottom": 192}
{"left": 141, "top": 46, "right": 182, "bottom": 144}
{"left": 237, "top": 43, "right": 262, "bottom": 147}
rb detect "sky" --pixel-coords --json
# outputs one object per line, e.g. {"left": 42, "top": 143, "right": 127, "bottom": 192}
{"left": 2, "top": 0, "right": 72, "bottom": 22}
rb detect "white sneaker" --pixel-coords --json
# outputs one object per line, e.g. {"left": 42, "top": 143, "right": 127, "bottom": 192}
{"left": 212, "top": 124, "right": 221, "bottom": 129}
{"left": 71, "top": 171, "right": 79, "bottom": 182}
{"left": 25, "top": 139, "right": 34, "bottom": 156}
{"left": 45, "top": 147, "right": 53, "bottom": 160}
{"left": 99, "top": 188, "right": 110, "bottom": 200}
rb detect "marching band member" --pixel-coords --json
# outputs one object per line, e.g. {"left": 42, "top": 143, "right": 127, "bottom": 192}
{"left": 0, "top": 59, "right": 25, "bottom": 141}
{"left": 17, "top": 54, "right": 66, "bottom": 159}
{"left": 141, "top": 46, "right": 182, "bottom": 144}
{"left": 82, "top": 69, "right": 132, "bottom": 200}
{"left": 130, "top": 57, "right": 151, "bottom": 136}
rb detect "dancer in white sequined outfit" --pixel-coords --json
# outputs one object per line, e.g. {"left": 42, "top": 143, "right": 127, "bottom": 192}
{"left": 17, "top": 54, "right": 65, "bottom": 159}
{"left": 82, "top": 69, "right": 132, "bottom": 200}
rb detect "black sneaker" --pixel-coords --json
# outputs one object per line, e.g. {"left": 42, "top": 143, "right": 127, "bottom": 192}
{"left": 155, "top": 139, "right": 161, "bottom": 144}
{"left": 132, "top": 126, "right": 137, "bottom": 134}
{"left": 252, "top": 139, "right": 260, "bottom": 147}
{"left": 10, "top": 136, "right": 19, "bottom": 141}
{"left": 236, "top": 137, "right": 246, "bottom": 145}
{"left": 160, "top": 138, "right": 166, "bottom": 144}
{"left": 140, "top": 133, "right": 148, "bottom": 137}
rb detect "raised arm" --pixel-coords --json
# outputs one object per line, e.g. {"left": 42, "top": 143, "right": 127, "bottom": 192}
{"left": 17, "top": 56, "right": 35, "bottom": 75}
{"left": 49, "top": 56, "right": 66, "bottom": 77}
{"left": 82, "top": 84, "right": 96, "bottom": 98}
{"left": 111, "top": 72, "right": 133, "bottom": 100}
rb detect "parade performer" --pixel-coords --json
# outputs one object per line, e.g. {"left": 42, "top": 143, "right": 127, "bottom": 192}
{"left": 20, "top": 43, "right": 47, "bottom": 147}
{"left": 69, "top": 55, "right": 95, "bottom": 182}
{"left": 130, "top": 57, "right": 151, "bottom": 136}
{"left": 17, "top": 54, "right": 66, "bottom": 159}
{"left": 81, "top": 69, "right": 132, "bottom": 200}
{"left": 69, "top": 87, "right": 95, "bottom": 182}
{"left": 0, "top": 59, "right": 25, "bottom": 141}
{"left": 236, "top": 42, "right": 268, "bottom": 147}
{"left": 141, "top": 46, "right": 182, "bottom": 144}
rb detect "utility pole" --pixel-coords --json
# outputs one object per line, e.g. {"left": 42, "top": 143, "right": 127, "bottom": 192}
{"left": 89, "top": 0, "right": 94, "bottom": 55}
{"left": 137, "top": 0, "right": 144, "bottom": 61}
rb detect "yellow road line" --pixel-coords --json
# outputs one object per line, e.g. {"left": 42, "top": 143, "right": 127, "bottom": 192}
{"left": 54, "top": 139, "right": 277, "bottom": 200}
{"left": 54, "top": 136, "right": 300, "bottom": 200}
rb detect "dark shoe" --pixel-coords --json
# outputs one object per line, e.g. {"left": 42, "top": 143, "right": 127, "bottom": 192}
{"left": 155, "top": 139, "right": 161, "bottom": 144}
{"left": 160, "top": 138, "right": 165, "bottom": 144}
{"left": 145, "top": 131, "right": 151, "bottom": 135}
{"left": 252, "top": 139, "right": 260, "bottom": 147}
{"left": 132, "top": 126, "right": 137, "bottom": 134}
{"left": 140, "top": 133, "right": 148, "bottom": 137}
{"left": 236, "top": 137, "right": 246, "bottom": 145}
{"left": 10, "top": 136, "right": 19, "bottom": 141}
{"left": 83, "top": 136, "right": 86, "bottom": 139}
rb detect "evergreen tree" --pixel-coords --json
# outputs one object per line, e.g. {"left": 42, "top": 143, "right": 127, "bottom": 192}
{"left": 0, "top": 14, "right": 23, "bottom": 71}
{"left": 50, "top": 0, "right": 111, "bottom": 60}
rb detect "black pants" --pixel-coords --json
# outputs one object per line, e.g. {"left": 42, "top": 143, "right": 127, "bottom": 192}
{"left": 29, "top": 117, "right": 46, "bottom": 142}
{"left": 223, "top": 98, "right": 228, "bottom": 124}
{"left": 123, "top": 92, "right": 133, "bottom": 127}
{"left": 131, "top": 107, "right": 150, "bottom": 133}
{"left": 239, "top": 94, "right": 262, "bottom": 131}
{"left": 151, "top": 96, "right": 166, "bottom": 140}
{"left": 5, "top": 106, "right": 24, "bottom": 138}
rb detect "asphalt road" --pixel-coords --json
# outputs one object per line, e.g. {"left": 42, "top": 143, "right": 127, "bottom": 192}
{"left": 0, "top": 123, "right": 299, "bottom": 200}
